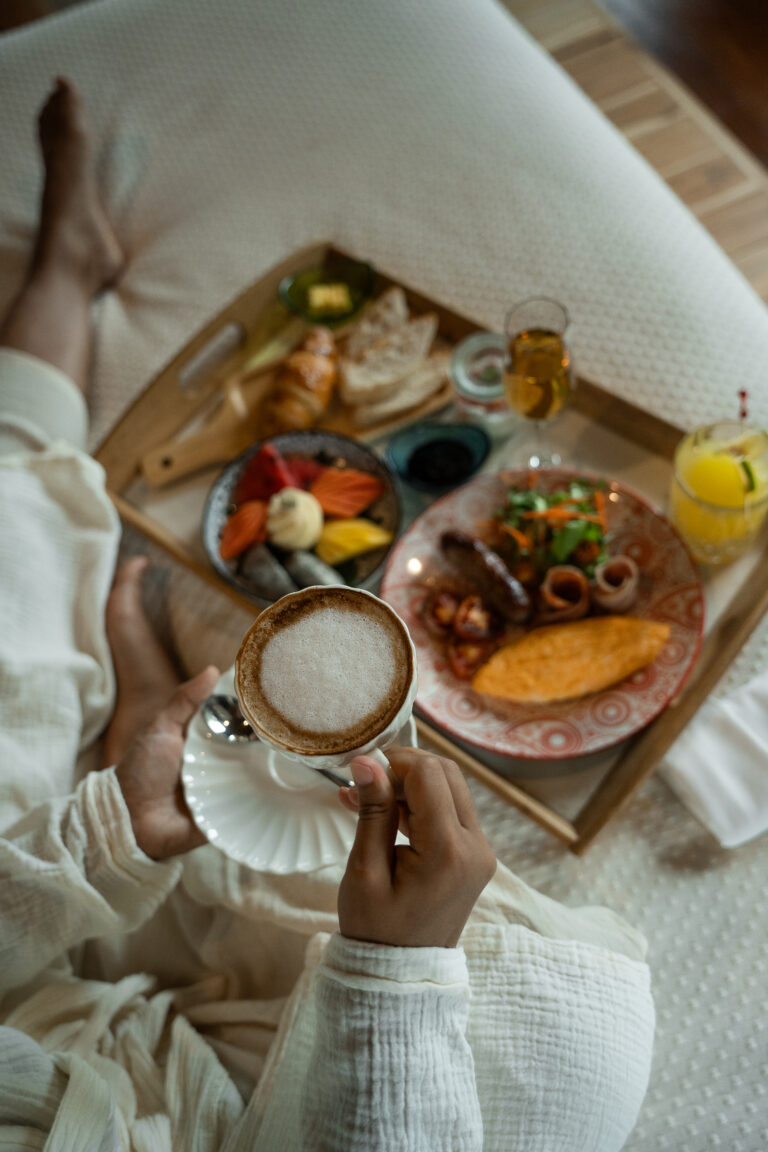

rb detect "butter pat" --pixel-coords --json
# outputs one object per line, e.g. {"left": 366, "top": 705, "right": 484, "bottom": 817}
{"left": 308, "top": 282, "right": 352, "bottom": 315}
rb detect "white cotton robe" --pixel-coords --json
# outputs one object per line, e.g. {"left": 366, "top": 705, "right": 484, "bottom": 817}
{"left": 0, "top": 348, "right": 655, "bottom": 1151}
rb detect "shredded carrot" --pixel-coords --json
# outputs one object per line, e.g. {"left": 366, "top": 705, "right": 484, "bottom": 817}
{"left": 500, "top": 523, "right": 532, "bottom": 549}
{"left": 594, "top": 489, "right": 608, "bottom": 533}
{"left": 521, "top": 509, "right": 603, "bottom": 525}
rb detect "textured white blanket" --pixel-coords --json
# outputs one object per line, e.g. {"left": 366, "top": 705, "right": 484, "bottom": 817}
{"left": 2, "top": 0, "right": 768, "bottom": 449}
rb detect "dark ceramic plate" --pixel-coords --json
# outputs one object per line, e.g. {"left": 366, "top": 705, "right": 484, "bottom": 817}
{"left": 202, "top": 430, "right": 400, "bottom": 607}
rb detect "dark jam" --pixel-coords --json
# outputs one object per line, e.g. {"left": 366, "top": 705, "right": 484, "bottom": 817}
{"left": 406, "top": 438, "right": 475, "bottom": 487}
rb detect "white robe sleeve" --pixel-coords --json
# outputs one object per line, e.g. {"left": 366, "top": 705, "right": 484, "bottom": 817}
{"left": 301, "top": 933, "right": 483, "bottom": 1152}
{"left": 0, "top": 767, "right": 182, "bottom": 1000}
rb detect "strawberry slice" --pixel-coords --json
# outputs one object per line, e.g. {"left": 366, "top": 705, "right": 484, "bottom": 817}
{"left": 219, "top": 500, "right": 268, "bottom": 560}
{"left": 236, "top": 444, "right": 298, "bottom": 504}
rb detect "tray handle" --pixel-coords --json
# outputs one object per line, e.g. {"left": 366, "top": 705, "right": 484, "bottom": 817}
{"left": 175, "top": 322, "right": 246, "bottom": 394}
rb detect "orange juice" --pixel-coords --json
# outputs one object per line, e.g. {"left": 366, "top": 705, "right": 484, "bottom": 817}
{"left": 669, "top": 422, "right": 768, "bottom": 564}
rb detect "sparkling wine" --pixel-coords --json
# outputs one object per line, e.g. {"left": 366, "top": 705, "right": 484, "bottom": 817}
{"left": 504, "top": 327, "right": 573, "bottom": 422}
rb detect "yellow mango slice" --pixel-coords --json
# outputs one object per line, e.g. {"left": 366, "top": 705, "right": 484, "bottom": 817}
{"left": 315, "top": 518, "right": 394, "bottom": 566}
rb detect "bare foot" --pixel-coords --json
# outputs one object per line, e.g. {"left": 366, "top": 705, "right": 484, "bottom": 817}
{"left": 102, "top": 557, "right": 181, "bottom": 767}
{"left": 34, "top": 77, "right": 124, "bottom": 294}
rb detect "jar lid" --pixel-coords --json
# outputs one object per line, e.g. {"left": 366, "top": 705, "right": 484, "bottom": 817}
{"left": 450, "top": 331, "right": 505, "bottom": 403}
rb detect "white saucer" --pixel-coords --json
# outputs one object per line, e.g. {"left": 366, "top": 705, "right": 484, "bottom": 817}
{"left": 182, "top": 668, "right": 418, "bottom": 874}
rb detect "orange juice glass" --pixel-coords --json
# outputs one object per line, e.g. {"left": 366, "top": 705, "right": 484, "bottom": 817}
{"left": 669, "top": 420, "right": 768, "bottom": 564}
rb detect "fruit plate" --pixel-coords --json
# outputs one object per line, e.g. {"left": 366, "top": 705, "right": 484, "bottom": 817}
{"left": 182, "top": 667, "right": 416, "bottom": 873}
{"left": 380, "top": 469, "right": 705, "bottom": 760}
{"left": 202, "top": 429, "right": 400, "bottom": 608}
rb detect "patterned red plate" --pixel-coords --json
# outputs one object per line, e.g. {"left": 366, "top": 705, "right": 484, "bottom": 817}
{"left": 380, "top": 469, "right": 704, "bottom": 760}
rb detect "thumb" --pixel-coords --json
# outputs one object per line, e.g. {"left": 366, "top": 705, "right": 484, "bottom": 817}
{"left": 347, "top": 756, "right": 398, "bottom": 879}
{"left": 160, "top": 665, "right": 220, "bottom": 735}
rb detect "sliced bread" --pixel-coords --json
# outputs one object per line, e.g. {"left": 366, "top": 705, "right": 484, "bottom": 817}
{"left": 345, "top": 286, "right": 410, "bottom": 361}
{"left": 352, "top": 354, "right": 450, "bottom": 427}
{"left": 339, "top": 313, "right": 439, "bottom": 406}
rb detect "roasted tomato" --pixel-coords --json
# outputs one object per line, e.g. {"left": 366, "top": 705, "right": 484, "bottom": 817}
{"left": 448, "top": 639, "right": 493, "bottom": 680}
{"left": 453, "top": 595, "right": 495, "bottom": 640}
{"left": 422, "top": 590, "right": 461, "bottom": 637}
{"left": 571, "top": 539, "right": 601, "bottom": 569}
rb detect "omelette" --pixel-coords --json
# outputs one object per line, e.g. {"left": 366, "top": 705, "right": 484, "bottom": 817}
{"left": 472, "top": 616, "right": 670, "bottom": 704}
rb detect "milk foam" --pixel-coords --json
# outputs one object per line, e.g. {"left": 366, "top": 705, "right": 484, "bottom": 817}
{"left": 258, "top": 607, "right": 397, "bottom": 733}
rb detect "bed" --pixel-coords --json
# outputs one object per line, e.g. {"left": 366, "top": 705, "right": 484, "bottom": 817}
{"left": 1, "top": 1, "right": 767, "bottom": 1147}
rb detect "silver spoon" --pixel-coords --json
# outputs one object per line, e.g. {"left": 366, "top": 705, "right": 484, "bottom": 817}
{"left": 200, "top": 694, "right": 353, "bottom": 789}
{"left": 201, "top": 694, "right": 257, "bottom": 743}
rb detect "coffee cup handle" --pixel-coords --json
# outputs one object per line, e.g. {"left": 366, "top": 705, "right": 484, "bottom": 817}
{"left": 362, "top": 747, "right": 405, "bottom": 799}
{"left": 366, "top": 748, "right": 390, "bottom": 772}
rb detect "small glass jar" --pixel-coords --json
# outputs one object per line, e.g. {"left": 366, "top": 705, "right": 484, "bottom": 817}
{"left": 450, "top": 332, "right": 515, "bottom": 435}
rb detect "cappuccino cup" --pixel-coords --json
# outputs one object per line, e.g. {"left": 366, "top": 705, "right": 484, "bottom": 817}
{"left": 235, "top": 585, "right": 418, "bottom": 776}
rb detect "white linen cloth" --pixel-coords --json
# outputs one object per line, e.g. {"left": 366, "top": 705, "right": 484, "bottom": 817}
{"left": 0, "top": 348, "right": 655, "bottom": 1149}
{"left": 663, "top": 672, "right": 768, "bottom": 848}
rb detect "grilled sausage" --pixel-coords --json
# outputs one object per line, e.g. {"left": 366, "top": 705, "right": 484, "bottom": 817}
{"left": 440, "top": 531, "right": 531, "bottom": 623}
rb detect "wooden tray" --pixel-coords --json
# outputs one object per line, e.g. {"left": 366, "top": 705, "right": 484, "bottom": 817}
{"left": 95, "top": 242, "right": 768, "bottom": 853}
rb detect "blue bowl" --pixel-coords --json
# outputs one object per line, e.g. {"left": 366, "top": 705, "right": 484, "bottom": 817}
{"left": 386, "top": 422, "right": 491, "bottom": 493}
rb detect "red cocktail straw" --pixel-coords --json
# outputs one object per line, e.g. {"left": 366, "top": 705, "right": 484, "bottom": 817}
{"left": 739, "top": 389, "right": 749, "bottom": 422}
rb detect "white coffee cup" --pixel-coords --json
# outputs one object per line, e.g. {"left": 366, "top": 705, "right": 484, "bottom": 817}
{"left": 235, "top": 586, "right": 418, "bottom": 778}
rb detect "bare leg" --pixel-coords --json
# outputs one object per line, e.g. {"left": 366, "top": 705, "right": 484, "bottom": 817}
{"left": 0, "top": 77, "right": 124, "bottom": 395}
{"left": 0, "top": 83, "right": 175, "bottom": 765}
{"left": 102, "top": 557, "right": 182, "bottom": 767}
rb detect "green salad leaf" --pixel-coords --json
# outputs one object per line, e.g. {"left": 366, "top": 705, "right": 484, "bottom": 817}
{"left": 498, "top": 479, "right": 609, "bottom": 575}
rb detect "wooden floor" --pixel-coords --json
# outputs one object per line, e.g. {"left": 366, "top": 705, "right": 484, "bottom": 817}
{"left": 4, "top": 0, "right": 768, "bottom": 306}
{"left": 599, "top": 0, "right": 768, "bottom": 169}
{"left": 504, "top": 0, "right": 768, "bottom": 306}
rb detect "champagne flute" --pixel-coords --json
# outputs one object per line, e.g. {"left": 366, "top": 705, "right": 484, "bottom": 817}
{"left": 504, "top": 297, "right": 574, "bottom": 468}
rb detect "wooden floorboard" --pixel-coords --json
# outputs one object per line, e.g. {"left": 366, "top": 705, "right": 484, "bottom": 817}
{"left": 503, "top": 0, "right": 768, "bottom": 306}
{"left": 598, "top": 0, "right": 768, "bottom": 170}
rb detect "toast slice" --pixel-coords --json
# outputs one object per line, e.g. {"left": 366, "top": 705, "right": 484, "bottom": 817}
{"left": 345, "top": 286, "right": 410, "bottom": 361}
{"left": 339, "top": 313, "right": 439, "bottom": 406}
{"left": 353, "top": 354, "right": 450, "bottom": 427}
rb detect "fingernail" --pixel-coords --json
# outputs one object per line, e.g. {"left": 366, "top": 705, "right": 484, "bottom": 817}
{"left": 350, "top": 758, "right": 375, "bottom": 787}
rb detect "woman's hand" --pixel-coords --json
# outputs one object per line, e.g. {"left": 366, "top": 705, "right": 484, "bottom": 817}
{"left": 115, "top": 666, "right": 219, "bottom": 860}
{"left": 338, "top": 748, "right": 497, "bottom": 948}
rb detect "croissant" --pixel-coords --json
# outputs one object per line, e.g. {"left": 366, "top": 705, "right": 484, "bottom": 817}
{"left": 260, "top": 327, "right": 338, "bottom": 434}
